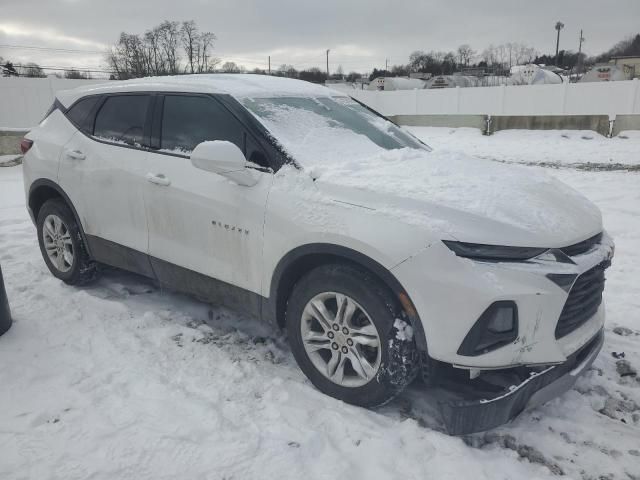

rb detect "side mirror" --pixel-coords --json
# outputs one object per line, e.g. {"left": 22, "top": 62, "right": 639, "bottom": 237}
{"left": 190, "top": 140, "right": 259, "bottom": 186}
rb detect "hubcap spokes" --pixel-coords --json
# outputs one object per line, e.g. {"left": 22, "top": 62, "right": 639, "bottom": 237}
{"left": 301, "top": 292, "right": 382, "bottom": 387}
{"left": 43, "top": 214, "right": 74, "bottom": 273}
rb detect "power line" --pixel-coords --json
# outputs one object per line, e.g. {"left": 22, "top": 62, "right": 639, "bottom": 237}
{"left": 11, "top": 63, "right": 115, "bottom": 74}
{"left": 0, "top": 44, "right": 106, "bottom": 54}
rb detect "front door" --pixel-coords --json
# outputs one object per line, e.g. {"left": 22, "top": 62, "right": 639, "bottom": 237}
{"left": 143, "top": 94, "right": 272, "bottom": 309}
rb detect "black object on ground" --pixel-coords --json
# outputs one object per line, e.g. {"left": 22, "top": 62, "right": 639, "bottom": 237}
{"left": 0, "top": 265, "right": 12, "bottom": 336}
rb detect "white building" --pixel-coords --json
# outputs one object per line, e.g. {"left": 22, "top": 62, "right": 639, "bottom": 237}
{"left": 367, "top": 77, "right": 426, "bottom": 91}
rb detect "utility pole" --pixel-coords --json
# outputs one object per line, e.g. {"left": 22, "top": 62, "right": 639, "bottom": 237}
{"left": 555, "top": 21, "right": 565, "bottom": 66}
{"left": 577, "top": 30, "right": 585, "bottom": 76}
{"left": 326, "top": 49, "right": 330, "bottom": 77}
{"left": 268, "top": 56, "right": 271, "bottom": 75}
{"left": 385, "top": 58, "right": 388, "bottom": 72}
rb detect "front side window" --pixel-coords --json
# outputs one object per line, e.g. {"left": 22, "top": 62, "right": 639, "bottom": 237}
{"left": 94, "top": 95, "right": 149, "bottom": 146}
{"left": 160, "top": 95, "right": 243, "bottom": 154}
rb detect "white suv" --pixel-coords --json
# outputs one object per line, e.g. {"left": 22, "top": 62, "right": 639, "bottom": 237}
{"left": 22, "top": 75, "right": 613, "bottom": 433}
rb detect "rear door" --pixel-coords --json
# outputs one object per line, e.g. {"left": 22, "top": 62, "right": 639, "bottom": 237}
{"left": 59, "top": 94, "right": 151, "bottom": 264}
{"left": 143, "top": 94, "right": 273, "bottom": 300}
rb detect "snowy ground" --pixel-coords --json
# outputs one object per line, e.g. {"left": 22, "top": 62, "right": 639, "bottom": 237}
{"left": 1, "top": 129, "right": 640, "bottom": 480}
{"left": 406, "top": 127, "right": 640, "bottom": 169}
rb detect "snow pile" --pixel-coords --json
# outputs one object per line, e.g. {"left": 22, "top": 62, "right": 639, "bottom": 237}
{"left": 407, "top": 127, "right": 640, "bottom": 168}
{"left": 0, "top": 154, "right": 22, "bottom": 167}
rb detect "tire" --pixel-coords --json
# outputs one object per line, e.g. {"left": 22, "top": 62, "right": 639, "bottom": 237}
{"left": 36, "top": 198, "right": 97, "bottom": 285}
{"left": 286, "top": 263, "right": 417, "bottom": 407}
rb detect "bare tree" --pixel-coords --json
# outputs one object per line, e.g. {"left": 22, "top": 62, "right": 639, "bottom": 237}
{"left": 221, "top": 61, "right": 240, "bottom": 73}
{"left": 158, "top": 21, "right": 180, "bottom": 74}
{"left": 181, "top": 20, "right": 198, "bottom": 74}
{"left": 108, "top": 32, "right": 148, "bottom": 79}
{"left": 144, "top": 25, "right": 167, "bottom": 75}
{"left": 457, "top": 44, "right": 476, "bottom": 66}
{"left": 64, "top": 69, "right": 92, "bottom": 79}
{"left": 107, "top": 20, "right": 218, "bottom": 79}
{"left": 277, "top": 64, "right": 297, "bottom": 77}
{"left": 197, "top": 31, "right": 219, "bottom": 72}
{"left": 21, "top": 62, "right": 47, "bottom": 78}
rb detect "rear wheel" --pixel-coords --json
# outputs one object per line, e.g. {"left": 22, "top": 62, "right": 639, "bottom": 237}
{"left": 36, "top": 199, "right": 97, "bottom": 285}
{"left": 286, "top": 263, "right": 417, "bottom": 407}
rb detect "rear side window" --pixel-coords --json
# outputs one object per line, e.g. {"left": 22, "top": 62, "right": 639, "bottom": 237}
{"left": 94, "top": 95, "right": 150, "bottom": 146}
{"left": 66, "top": 96, "right": 100, "bottom": 133}
{"left": 160, "top": 95, "right": 243, "bottom": 154}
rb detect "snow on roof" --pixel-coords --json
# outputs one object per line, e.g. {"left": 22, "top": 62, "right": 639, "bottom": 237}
{"left": 56, "top": 74, "right": 344, "bottom": 107}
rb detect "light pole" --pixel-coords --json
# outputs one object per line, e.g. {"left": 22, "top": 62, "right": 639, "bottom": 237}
{"left": 555, "top": 21, "right": 565, "bottom": 66}
{"left": 326, "top": 49, "right": 330, "bottom": 77}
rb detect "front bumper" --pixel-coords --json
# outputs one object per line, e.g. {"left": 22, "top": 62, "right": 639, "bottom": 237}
{"left": 392, "top": 232, "right": 614, "bottom": 368}
{"left": 437, "top": 329, "right": 603, "bottom": 435}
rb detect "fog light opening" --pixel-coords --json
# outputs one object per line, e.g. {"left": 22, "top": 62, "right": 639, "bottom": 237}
{"left": 487, "top": 306, "right": 516, "bottom": 334}
{"left": 457, "top": 301, "right": 519, "bottom": 357}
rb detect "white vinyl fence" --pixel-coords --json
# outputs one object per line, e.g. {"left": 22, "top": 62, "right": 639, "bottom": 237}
{"left": 0, "top": 77, "right": 106, "bottom": 129}
{"left": 347, "top": 79, "right": 640, "bottom": 119}
{"left": 1, "top": 76, "right": 640, "bottom": 129}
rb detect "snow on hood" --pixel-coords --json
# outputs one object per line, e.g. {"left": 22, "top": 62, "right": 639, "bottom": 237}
{"left": 253, "top": 99, "right": 602, "bottom": 247}
{"left": 312, "top": 148, "right": 603, "bottom": 246}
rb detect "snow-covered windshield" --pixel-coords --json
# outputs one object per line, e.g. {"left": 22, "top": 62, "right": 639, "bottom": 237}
{"left": 241, "top": 96, "right": 429, "bottom": 166}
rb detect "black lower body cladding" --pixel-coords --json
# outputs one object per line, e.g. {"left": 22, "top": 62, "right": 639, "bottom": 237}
{"left": 0, "top": 265, "right": 12, "bottom": 336}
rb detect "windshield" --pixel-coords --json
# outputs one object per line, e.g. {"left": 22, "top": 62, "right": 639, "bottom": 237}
{"left": 241, "top": 96, "right": 429, "bottom": 167}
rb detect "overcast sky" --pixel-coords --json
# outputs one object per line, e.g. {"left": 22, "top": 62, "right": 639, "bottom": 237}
{"left": 1, "top": 0, "right": 639, "bottom": 77}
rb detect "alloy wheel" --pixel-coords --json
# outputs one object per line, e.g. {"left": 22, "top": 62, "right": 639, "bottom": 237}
{"left": 42, "top": 214, "right": 74, "bottom": 273}
{"left": 300, "top": 291, "right": 382, "bottom": 387}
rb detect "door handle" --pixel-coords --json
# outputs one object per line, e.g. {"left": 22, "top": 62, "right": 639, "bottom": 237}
{"left": 146, "top": 173, "right": 171, "bottom": 186}
{"left": 65, "top": 149, "right": 86, "bottom": 160}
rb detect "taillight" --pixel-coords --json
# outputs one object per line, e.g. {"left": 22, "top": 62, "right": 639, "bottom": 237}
{"left": 20, "top": 139, "right": 33, "bottom": 155}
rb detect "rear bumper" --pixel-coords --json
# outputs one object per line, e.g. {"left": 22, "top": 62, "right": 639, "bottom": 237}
{"left": 438, "top": 329, "right": 603, "bottom": 435}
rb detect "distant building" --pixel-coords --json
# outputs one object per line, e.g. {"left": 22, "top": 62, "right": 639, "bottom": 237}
{"left": 510, "top": 64, "right": 564, "bottom": 85}
{"left": 1, "top": 64, "right": 19, "bottom": 77}
{"left": 609, "top": 56, "right": 640, "bottom": 79}
{"left": 367, "top": 77, "right": 426, "bottom": 91}
{"left": 580, "top": 63, "right": 628, "bottom": 82}
{"left": 425, "top": 75, "right": 478, "bottom": 89}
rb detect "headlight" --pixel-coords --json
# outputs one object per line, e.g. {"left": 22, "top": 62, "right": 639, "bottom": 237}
{"left": 442, "top": 240, "right": 547, "bottom": 261}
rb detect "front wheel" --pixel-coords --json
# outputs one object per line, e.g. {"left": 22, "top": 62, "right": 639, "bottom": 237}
{"left": 286, "top": 264, "right": 417, "bottom": 407}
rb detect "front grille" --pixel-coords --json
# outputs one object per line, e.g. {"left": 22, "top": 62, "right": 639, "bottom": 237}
{"left": 555, "top": 261, "right": 608, "bottom": 339}
{"left": 560, "top": 233, "right": 602, "bottom": 257}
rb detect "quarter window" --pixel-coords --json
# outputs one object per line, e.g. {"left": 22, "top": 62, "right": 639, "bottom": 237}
{"left": 66, "top": 96, "right": 100, "bottom": 133}
{"left": 94, "top": 95, "right": 150, "bottom": 146}
{"left": 160, "top": 95, "right": 243, "bottom": 154}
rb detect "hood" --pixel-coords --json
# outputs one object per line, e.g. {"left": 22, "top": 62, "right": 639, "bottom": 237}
{"left": 311, "top": 148, "right": 602, "bottom": 248}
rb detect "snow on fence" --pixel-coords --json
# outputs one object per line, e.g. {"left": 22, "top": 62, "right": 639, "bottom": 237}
{"left": 348, "top": 79, "right": 640, "bottom": 119}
